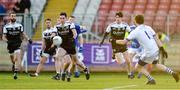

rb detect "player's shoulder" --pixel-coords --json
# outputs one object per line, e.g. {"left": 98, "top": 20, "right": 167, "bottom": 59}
{"left": 108, "top": 22, "right": 117, "bottom": 27}
{"left": 145, "top": 25, "right": 153, "bottom": 30}
{"left": 43, "top": 29, "right": 49, "bottom": 34}
{"left": 4, "top": 23, "right": 11, "bottom": 27}
{"left": 65, "top": 21, "right": 74, "bottom": 25}
{"left": 121, "top": 22, "right": 129, "bottom": 25}
{"left": 109, "top": 22, "right": 116, "bottom": 25}
{"left": 15, "top": 22, "right": 23, "bottom": 26}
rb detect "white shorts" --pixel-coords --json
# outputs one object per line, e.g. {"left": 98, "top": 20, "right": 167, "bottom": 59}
{"left": 139, "top": 51, "right": 159, "bottom": 64}
{"left": 41, "top": 52, "right": 50, "bottom": 58}
{"left": 9, "top": 49, "right": 21, "bottom": 55}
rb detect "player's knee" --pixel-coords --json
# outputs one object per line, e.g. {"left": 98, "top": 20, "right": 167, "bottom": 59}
{"left": 39, "top": 58, "right": 47, "bottom": 64}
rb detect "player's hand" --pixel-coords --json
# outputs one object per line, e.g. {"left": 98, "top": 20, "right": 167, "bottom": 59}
{"left": 99, "top": 41, "right": 103, "bottom": 47}
{"left": 159, "top": 47, "right": 168, "bottom": 58}
{"left": 79, "top": 46, "right": 83, "bottom": 52}
{"left": 109, "top": 38, "right": 116, "bottom": 43}
{"left": 28, "top": 39, "right": 33, "bottom": 44}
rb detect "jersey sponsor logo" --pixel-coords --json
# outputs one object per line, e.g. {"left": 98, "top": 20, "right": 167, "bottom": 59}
{"left": 56, "top": 26, "right": 70, "bottom": 35}
{"left": 7, "top": 30, "right": 21, "bottom": 35}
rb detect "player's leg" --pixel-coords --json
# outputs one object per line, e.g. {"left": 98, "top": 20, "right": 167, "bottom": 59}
{"left": 135, "top": 60, "right": 156, "bottom": 85}
{"left": 61, "top": 54, "right": 71, "bottom": 81}
{"left": 128, "top": 49, "right": 137, "bottom": 78}
{"left": 153, "top": 63, "right": 179, "bottom": 82}
{"left": 13, "top": 49, "right": 21, "bottom": 80}
{"left": 115, "top": 53, "right": 125, "bottom": 64}
{"left": 52, "top": 48, "right": 66, "bottom": 80}
{"left": 30, "top": 52, "right": 49, "bottom": 77}
{"left": 8, "top": 45, "right": 15, "bottom": 72}
{"left": 123, "top": 51, "right": 134, "bottom": 79}
{"left": 74, "top": 65, "right": 80, "bottom": 78}
{"left": 10, "top": 54, "right": 15, "bottom": 72}
{"left": 70, "top": 54, "right": 90, "bottom": 80}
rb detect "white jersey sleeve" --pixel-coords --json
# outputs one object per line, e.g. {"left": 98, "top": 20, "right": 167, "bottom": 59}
{"left": 126, "top": 30, "right": 137, "bottom": 41}
{"left": 20, "top": 24, "right": 24, "bottom": 32}
{"left": 42, "top": 31, "right": 45, "bottom": 38}
{"left": 105, "top": 24, "right": 111, "bottom": 33}
{"left": 3, "top": 26, "right": 7, "bottom": 34}
{"left": 148, "top": 26, "right": 156, "bottom": 36}
{"left": 70, "top": 23, "right": 75, "bottom": 29}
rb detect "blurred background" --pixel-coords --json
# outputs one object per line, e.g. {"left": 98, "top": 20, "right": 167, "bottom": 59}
{"left": 0, "top": 0, "right": 179, "bottom": 72}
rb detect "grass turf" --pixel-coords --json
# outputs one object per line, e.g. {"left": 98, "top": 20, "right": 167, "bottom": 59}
{"left": 0, "top": 72, "right": 179, "bottom": 90}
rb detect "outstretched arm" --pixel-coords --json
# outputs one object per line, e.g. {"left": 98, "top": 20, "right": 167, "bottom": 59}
{"left": 99, "top": 32, "right": 109, "bottom": 46}
{"left": 116, "top": 39, "right": 129, "bottom": 45}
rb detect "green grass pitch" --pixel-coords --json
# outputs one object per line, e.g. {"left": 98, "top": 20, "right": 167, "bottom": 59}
{"left": 0, "top": 72, "right": 179, "bottom": 90}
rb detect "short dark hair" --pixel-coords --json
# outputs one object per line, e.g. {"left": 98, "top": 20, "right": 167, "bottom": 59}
{"left": 8, "top": 11, "right": 16, "bottom": 16}
{"left": 60, "top": 12, "right": 67, "bottom": 17}
{"left": 45, "top": 18, "right": 51, "bottom": 21}
{"left": 135, "top": 15, "right": 144, "bottom": 24}
{"left": 115, "top": 11, "right": 123, "bottom": 17}
{"left": 70, "top": 15, "right": 75, "bottom": 18}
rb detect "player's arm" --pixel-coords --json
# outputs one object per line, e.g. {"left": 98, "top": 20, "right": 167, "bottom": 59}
{"left": 100, "top": 32, "right": 109, "bottom": 46}
{"left": 154, "top": 34, "right": 163, "bottom": 47}
{"left": 50, "top": 33, "right": 57, "bottom": 48}
{"left": 154, "top": 34, "right": 168, "bottom": 58}
{"left": 150, "top": 27, "right": 168, "bottom": 58}
{"left": 116, "top": 30, "right": 136, "bottom": 45}
{"left": 2, "top": 26, "right": 8, "bottom": 42}
{"left": 2, "top": 34, "right": 8, "bottom": 42}
{"left": 20, "top": 25, "right": 32, "bottom": 44}
{"left": 70, "top": 23, "right": 77, "bottom": 39}
{"left": 42, "top": 38, "right": 46, "bottom": 50}
{"left": 99, "top": 25, "right": 111, "bottom": 46}
{"left": 22, "top": 32, "right": 32, "bottom": 44}
{"left": 116, "top": 39, "right": 129, "bottom": 45}
{"left": 79, "top": 34, "right": 84, "bottom": 52}
{"left": 72, "top": 28, "right": 77, "bottom": 39}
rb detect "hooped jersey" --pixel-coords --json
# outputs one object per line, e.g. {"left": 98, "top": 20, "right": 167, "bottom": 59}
{"left": 106, "top": 22, "right": 131, "bottom": 40}
{"left": 42, "top": 27, "right": 56, "bottom": 49}
{"left": 3, "top": 22, "right": 23, "bottom": 42}
{"left": 54, "top": 22, "right": 75, "bottom": 45}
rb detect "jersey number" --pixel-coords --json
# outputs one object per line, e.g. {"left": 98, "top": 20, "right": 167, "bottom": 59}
{"left": 144, "top": 31, "right": 151, "bottom": 39}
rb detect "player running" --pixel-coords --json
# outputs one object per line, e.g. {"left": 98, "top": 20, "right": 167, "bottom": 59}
{"left": 100, "top": 11, "right": 134, "bottom": 79}
{"left": 29, "top": 18, "right": 58, "bottom": 78}
{"left": 116, "top": 15, "right": 179, "bottom": 84}
{"left": 2, "top": 12, "right": 32, "bottom": 80}
{"left": 53, "top": 12, "right": 90, "bottom": 82}
{"left": 61, "top": 15, "right": 87, "bottom": 78}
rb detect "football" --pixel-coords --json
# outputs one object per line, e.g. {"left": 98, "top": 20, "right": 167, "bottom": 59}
{"left": 53, "top": 36, "right": 62, "bottom": 46}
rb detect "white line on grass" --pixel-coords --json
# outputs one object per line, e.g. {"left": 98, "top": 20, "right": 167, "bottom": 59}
{"left": 104, "top": 84, "right": 137, "bottom": 90}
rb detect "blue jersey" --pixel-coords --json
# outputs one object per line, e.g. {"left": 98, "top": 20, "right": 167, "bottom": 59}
{"left": 74, "top": 24, "right": 87, "bottom": 47}
{"left": 129, "top": 25, "right": 140, "bottom": 48}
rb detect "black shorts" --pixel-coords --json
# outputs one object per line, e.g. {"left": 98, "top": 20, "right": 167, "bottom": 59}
{"left": 61, "top": 42, "right": 76, "bottom": 55}
{"left": 7, "top": 41, "right": 22, "bottom": 54}
{"left": 42, "top": 47, "right": 57, "bottom": 56}
{"left": 111, "top": 42, "right": 127, "bottom": 53}
{"left": 138, "top": 60, "right": 159, "bottom": 66}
